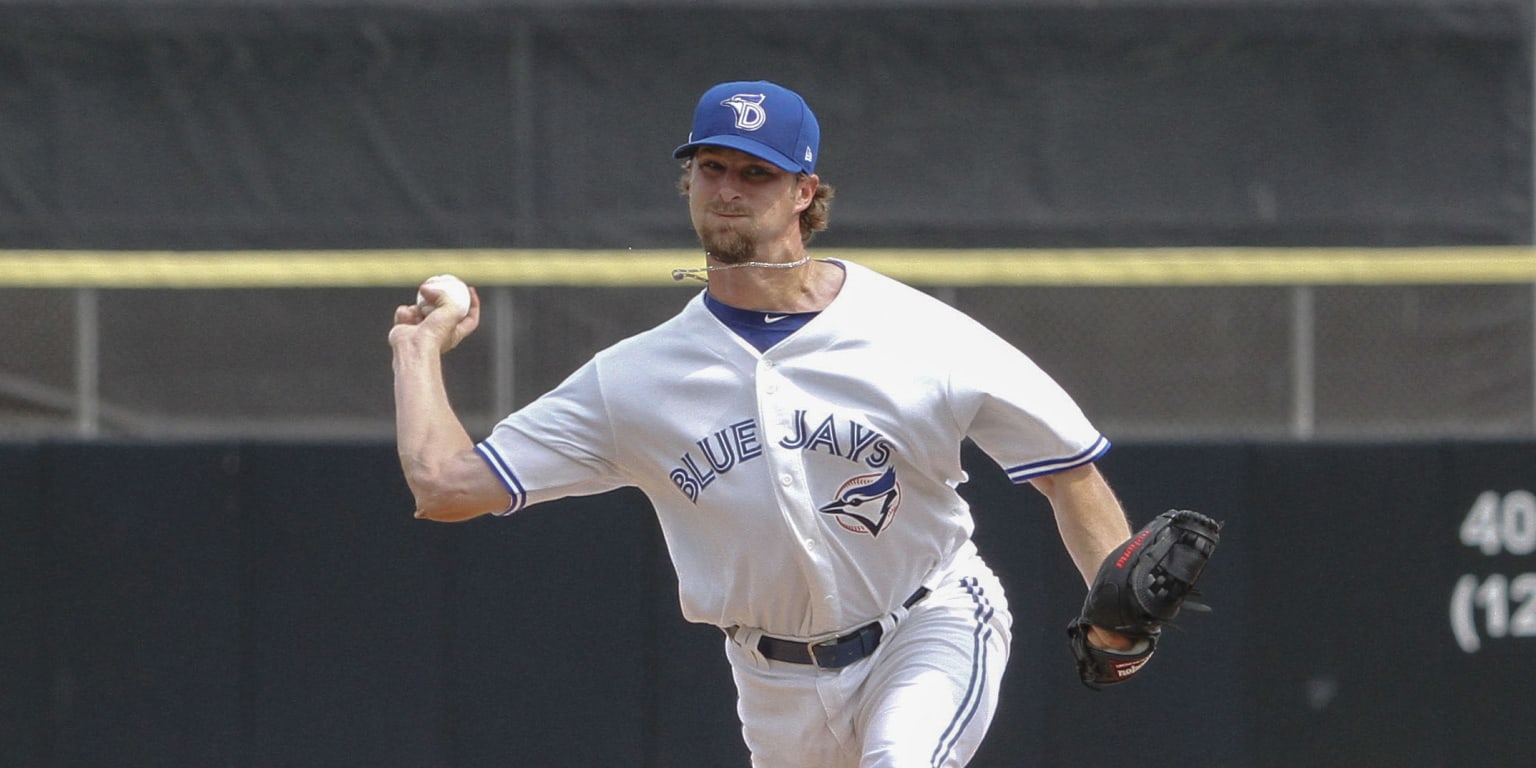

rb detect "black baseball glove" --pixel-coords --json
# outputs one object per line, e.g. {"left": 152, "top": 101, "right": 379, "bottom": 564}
{"left": 1067, "top": 509, "right": 1221, "bottom": 689}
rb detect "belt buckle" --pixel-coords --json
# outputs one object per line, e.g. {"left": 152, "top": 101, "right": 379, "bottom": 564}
{"left": 806, "top": 638, "right": 833, "bottom": 668}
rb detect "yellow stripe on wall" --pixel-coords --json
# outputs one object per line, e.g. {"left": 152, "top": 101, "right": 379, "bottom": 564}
{"left": 0, "top": 247, "right": 1532, "bottom": 288}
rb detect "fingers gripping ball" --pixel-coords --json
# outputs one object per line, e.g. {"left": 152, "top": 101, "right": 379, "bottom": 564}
{"left": 1067, "top": 509, "right": 1221, "bottom": 689}
{"left": 416, "top": 274, "right": 472, "bottom": 321}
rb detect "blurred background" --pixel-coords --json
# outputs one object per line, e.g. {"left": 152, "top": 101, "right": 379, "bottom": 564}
{"left": 2, "top": 1, "right": 1534, "bottom": 766}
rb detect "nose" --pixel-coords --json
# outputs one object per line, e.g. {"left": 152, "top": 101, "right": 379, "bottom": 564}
{"left": 714, "top": 174, "right": 745, "bottom": 201}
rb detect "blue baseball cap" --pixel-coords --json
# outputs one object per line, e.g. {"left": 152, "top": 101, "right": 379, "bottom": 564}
{"left": 673, "top": 81, "right": 820, "bottom": 174}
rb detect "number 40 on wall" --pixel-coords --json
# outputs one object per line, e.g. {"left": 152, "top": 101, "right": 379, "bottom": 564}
{"left": 1451, "top": 490, "right": 1536, "bottom": 653}
{"left": 1459, "top": 490, "right": 1536, "bottom": 556}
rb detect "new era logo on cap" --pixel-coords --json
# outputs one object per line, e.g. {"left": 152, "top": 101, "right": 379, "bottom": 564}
{"left": 674, "top": 80, "right": 820, "bottom": 174}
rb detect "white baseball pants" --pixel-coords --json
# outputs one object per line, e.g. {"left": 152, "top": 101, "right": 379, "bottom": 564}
{"left": 724, "top": 554, "right": 1013, "bottom": 768}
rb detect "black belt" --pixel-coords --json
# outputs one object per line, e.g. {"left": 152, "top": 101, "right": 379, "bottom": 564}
{"left": 756, "top": 587, "right": 930, "bottom": 669}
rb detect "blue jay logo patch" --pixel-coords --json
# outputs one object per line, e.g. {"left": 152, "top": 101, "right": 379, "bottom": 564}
{"left": 819, "top": 466, "right": 902, "bottom": 537}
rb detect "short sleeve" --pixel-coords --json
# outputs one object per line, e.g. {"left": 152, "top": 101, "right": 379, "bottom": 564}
{"left": 475, "top": 359, "right": 627, "bottom": 514}
{"left": 948, "top": 329, "right": 1109, "bottom": 485}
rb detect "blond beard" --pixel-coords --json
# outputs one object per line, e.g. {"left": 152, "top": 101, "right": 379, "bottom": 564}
{"left": 697, "top": 223, "right": 758, "bottom": 264}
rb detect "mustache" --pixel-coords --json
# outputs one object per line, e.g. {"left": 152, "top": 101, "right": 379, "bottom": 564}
{"left": 707, "top": 205, "right": 753, "bottom": 216}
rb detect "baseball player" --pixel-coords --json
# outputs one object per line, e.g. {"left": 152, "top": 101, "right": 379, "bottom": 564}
{"left": 391, "top": 81, "right": 1152, "bottom": 767}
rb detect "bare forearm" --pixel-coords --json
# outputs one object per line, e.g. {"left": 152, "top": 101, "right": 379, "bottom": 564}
{"left": 1033, "top": 464, "right": 1137, "bottom": 650}
{"left": 395, "top": 338, "right": 464, "bottom": 472}
{"left": 1034, "top": 464, "right": 1133, "bottom": 586}
{"left": 387, "top": 281, "right": 508, "bottom": 521}
{"left": 392, "top": 337, "right": 498, "bottom": 521}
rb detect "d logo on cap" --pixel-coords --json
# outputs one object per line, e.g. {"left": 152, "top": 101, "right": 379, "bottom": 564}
{"left": 722, "top": 94, "right": 768, "bottom": 131}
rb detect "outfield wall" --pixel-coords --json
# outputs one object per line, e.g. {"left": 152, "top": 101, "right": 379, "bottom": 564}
{"left": 3, "top": 440, "right": 1532, "bottom": 767}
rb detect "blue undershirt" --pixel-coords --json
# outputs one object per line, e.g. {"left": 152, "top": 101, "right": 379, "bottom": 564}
{"left": 703, "top": 292, "right": 821, "bottom": 352}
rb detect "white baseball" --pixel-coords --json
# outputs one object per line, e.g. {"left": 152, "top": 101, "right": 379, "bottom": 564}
{"left": 416, "top": 274, "right": 472, "bottom": 321}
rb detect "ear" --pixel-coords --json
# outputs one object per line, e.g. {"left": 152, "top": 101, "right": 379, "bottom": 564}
{"left": 795, "top": 173, "right": 819, "bottom": 211}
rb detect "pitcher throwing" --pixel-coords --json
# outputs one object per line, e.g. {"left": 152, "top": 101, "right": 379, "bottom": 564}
{"left": 390, "top": 80, "right": 1214, "bottom": 767}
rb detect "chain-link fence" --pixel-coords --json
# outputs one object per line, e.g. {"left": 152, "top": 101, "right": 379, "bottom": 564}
{"left": 4, "top": 250, "right": 1532, "bottom": 441}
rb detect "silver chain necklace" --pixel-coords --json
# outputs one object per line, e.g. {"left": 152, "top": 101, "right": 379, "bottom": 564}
{"left": 671, "top": 253, "right": 813, "bottom": 282}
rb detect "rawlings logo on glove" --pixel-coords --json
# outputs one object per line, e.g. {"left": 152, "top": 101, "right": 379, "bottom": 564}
{"left": 1067, "top": 509, "right": 1221, "bottom": 690}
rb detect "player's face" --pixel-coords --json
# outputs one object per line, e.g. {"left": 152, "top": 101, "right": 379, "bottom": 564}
{"left": 687, "top": 147, "right": 810, "bottom": 264}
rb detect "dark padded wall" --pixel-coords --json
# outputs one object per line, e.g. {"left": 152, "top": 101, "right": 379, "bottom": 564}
{"left": 0, "top": 445, "right": 48, "bottom": 766}
{"left": 5, "top": 440, "right": 1534, "bottom": 767}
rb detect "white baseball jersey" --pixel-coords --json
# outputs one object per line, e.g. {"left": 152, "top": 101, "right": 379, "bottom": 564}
{"left": 476, "top": 260, "right": 1107, "bottom": 639}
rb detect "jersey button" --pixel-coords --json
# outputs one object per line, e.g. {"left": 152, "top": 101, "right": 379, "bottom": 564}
{"left": 803, "top": 538, "right": 817, "bottom": 551}
{"left": 779, "top": 474, "right": 793, "bottom": 486}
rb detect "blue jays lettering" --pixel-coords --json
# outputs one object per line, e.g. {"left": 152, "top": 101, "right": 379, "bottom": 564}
{"left": 668, "top": 410, "right": 902, "bottom": 537}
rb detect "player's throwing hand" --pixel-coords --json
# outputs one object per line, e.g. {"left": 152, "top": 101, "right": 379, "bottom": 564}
{"left": 390, "top": 279, "right": 482, "bottom": 354}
